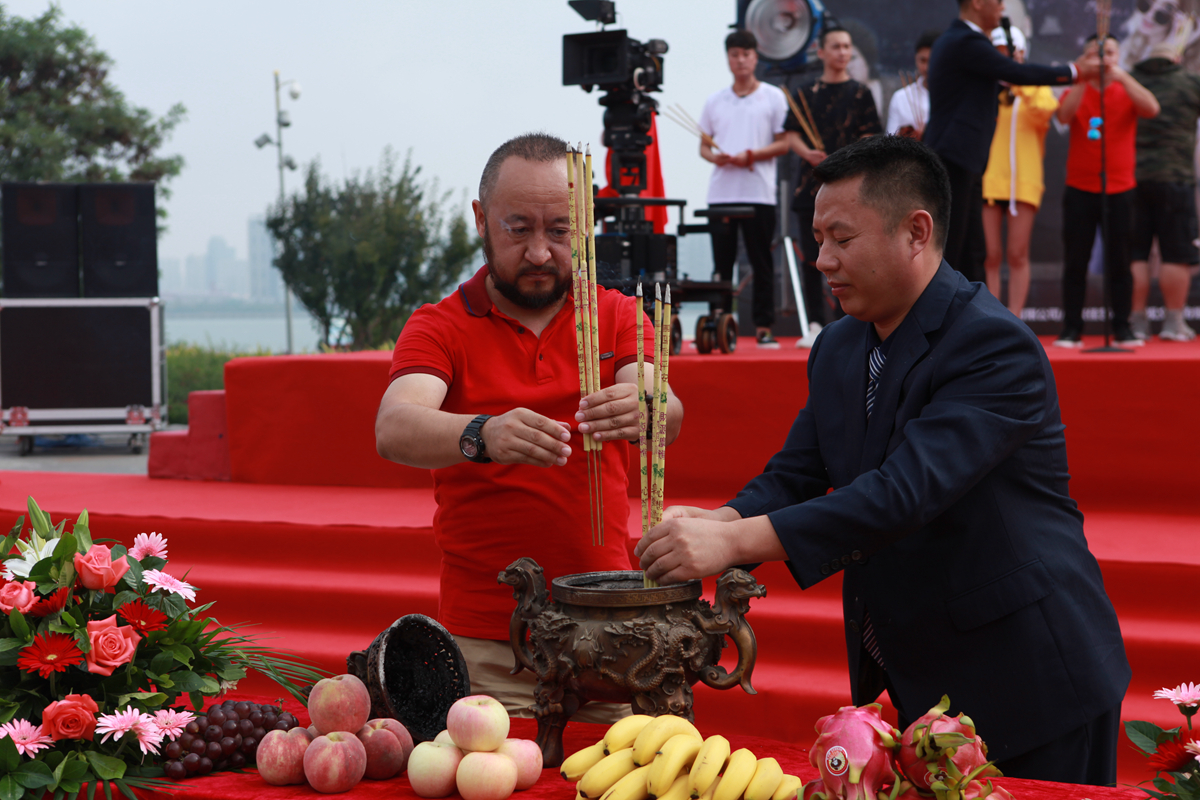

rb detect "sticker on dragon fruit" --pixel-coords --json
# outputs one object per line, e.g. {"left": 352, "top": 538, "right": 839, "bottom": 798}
{"left": 825, "top": 745, "right": 850, "bottom": 776}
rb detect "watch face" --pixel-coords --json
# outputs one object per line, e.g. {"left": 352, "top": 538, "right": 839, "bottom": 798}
{"left": 460, "top": 436, "right": 479, "bottom": 459}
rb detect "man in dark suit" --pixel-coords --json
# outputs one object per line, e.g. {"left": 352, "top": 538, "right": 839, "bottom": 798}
{"left": 925, "top": 0, "right": 1098, "bottom": 283}
{"left": 635, "top": 135, "right": 1129, "bottom": 785}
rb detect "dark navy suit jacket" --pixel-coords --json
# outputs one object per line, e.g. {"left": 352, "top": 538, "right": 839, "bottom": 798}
{"left": 925, "top": 19, "right": 1074, "bottom": 174}
{"left": 726, "top": 262, "right": 1130, "bottom": 761}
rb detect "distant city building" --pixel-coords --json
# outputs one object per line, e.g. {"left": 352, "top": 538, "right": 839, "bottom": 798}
{"left": 204, "top": 236, "right": 250, "bottom": 298}
{"left": 248, "top": 216, "right": 283, "bottom": 303}
{"left": 185, "top": 254, "right": 207, "bottom": 295}
{"left": 160, "top": 256, "right": 185, "bottom": 295}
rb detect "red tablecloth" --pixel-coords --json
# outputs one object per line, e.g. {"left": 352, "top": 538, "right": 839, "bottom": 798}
{"left": 158, "top": 696, "right": 1144, "bottom": 800}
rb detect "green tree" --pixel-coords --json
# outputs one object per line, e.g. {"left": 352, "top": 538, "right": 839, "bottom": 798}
{"left": 0, "top": 5, "right": 185, "bottom": 187}
{"left": 266, "top": 148, "right": 481, "bottom": 350}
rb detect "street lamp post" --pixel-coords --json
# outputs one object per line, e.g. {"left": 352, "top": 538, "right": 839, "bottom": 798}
{"left": 255, "top": 71, "right": 301, "bottom": 353}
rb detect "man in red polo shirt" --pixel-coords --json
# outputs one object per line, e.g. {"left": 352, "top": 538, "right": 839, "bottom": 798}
{"left": 1054, "top": 34, "right": 1159, "bottom": 347}
{"left": 376, "top": 133, "right": 683, "bottom": 719}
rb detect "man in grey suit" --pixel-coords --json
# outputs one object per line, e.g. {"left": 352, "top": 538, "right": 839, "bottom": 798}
{"left": 636, "top": 135, "right": 1129, "bottom": 786}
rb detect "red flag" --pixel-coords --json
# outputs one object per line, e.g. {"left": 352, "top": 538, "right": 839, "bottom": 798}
{"left": 598, "top": 114, "right": 669, "bottom": 234}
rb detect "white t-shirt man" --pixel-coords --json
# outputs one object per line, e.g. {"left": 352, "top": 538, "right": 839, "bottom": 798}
{"left": 699, "top": 83, "right": 789, "bottom": 205}
{"left": 886, "top": 78, "right": 930, "bottom": 135}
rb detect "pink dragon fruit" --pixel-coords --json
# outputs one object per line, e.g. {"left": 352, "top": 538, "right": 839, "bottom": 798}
{"left": 896, "top": 696, "right": 1000, "bottom": 799}
{"left": 800, "top": 780, "right": 827, "bottom": 799}
{"left": 807, "top": 703, "right": 902, "bottom": 800}
{"left": 961, "top": 780, "right": 1014, "bottom": 800}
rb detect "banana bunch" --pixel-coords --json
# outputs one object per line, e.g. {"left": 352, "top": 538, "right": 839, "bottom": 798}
{"left": 560, "top": 716, "right": 804, "bottom": 800}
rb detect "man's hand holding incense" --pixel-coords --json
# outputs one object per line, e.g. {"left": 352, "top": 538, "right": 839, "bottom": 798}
{"left": 636, "top": 506, "right": 786, "bottom": 585}
{"left": 576, "top": 383, "right": 642, "bottom": 443}
{"left": 481, "top": 410, "right": 572, "bottom": 467}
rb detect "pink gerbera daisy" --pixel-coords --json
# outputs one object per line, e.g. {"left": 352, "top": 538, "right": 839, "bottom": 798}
{"left": 1155, "top": 682, "right": 1200, "bottom": 709}
{"left": 128, "top": 532, "right": 168, "bottom": 561}
{"left": 0, "top": 718, "right": 55, "bottom": 756}
{"left": 152, "top": 709, "right": 196, "bottom": 741}
{"left": 141, "top": 569, "right": 197, "bottom": 602}
{"left": 95, "top": 707, "right": 162, "bottom": 755}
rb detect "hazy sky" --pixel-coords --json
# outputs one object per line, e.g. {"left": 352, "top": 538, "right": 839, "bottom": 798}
{"left": 6, "top": 0, "right": 739, "bottom": 262}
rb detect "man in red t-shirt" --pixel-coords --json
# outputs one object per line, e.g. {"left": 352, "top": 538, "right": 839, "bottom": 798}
{"left": 376, "top": 133, "right": 684, "bottom": 719}
{"left": 1054, "top": 34, "right": 1160, "bottom": 347}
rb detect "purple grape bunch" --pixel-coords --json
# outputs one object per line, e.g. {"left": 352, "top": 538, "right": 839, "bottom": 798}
{"left": 161, "top": 700, "right": 300, "bottom": 780}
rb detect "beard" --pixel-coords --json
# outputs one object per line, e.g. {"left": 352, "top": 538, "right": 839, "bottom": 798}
{"left": 483, "top": 224, "right": 573, "bottom": 311}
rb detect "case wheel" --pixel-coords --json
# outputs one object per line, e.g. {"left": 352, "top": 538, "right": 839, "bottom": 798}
{"left": 671, "top": 315, "right": 683, "bottom": 356}
{"left": 695, "top": 315, "right": 714, "bottom": 354}
{"left": 716, "top": 313, "right": 738, "bottom": 354}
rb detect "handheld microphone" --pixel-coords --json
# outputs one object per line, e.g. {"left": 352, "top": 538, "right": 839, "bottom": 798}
{"left": 1000, "top": 16, "right": 1016, "bottom": 59}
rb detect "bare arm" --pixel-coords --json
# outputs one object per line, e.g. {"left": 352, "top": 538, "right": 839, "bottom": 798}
{"left": 750, "top": 132, "right": 790, "bottom": 163}
{"left": 785, "top": 130, "right": 827, "bottom": 167}
{"left": 375, "top": 374, "right": 572, "bottom": 469}
{"left": 1112, "top": 67, "right": 1161, "bottom": 118}
{"left": 700, "top": 139, "right": 731, "bottom": 167}
{"left": 1055, "top": 84, "right": 1086, "bottom": 125}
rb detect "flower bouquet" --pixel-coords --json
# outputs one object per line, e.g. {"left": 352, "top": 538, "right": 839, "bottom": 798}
{"left": 0, "top": 498, "right": 326, "bottom": 800}
{"left": 1126, "top": 682, "right": 1200, "bottom": 800}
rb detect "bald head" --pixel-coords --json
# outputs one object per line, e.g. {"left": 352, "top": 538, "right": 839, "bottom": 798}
{"left": 479, "top": 133, "right": 569, "bottom": 210}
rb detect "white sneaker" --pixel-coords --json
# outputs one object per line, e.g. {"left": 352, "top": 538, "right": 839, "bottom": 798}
{"left": 797, "top": 322, "right": 822, "bottom": 349}
{"left": 1160, "top": 322, "right": 1197, "bottom": 342}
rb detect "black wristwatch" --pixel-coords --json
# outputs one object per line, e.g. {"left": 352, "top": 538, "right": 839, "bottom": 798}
{"left": 459, "top": 414, "right": 493, "bottom": 463}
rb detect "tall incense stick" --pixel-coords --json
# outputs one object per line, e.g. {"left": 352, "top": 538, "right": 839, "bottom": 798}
{"left": 584, "top": 145, "right": 604, "bottom": 546}
{"left": 795, "top": 88, "right": 826, "bottom": 151}
{"left": 636, "top": 281, "right": 649, "bottom": 544}
{"left": 566, "top": 149, "right": 598, "bottom": 547}
{"left": 655, "top": 285, "right": 671, "bottom": 527}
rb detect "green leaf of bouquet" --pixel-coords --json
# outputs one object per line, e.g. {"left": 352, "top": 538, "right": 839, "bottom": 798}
{"left": 169, "top": 671, "right": 207, "bottom": 693}
{"left": 0, "top": 639, "right": 23, "bottom": 654}
{"left": 7, "top": 611, "right": 30, "bottom": 642}
{"left": 83, "top": 754, "right": 124, "bottom": 783}
{"left": 1126, "top": 720, "right": 1167, "bottom": 754}
{"left": 53, "top": 534, "right": 77, "bottom": 561}
{"left": 26, "top": 498, "right": 51, "bottom": 537}
{"left": 74, "top": 511, "right": 92, "bottom": 550}
{"left": 13, "top": 764, "right": 54, "bottom": 790}
{"left": 27, "top": 559, "right": 55, "bottom": 584}
{"left": 116, "top": 691, "right": 166, "bottom": 708}
{"left": 162, "top": 643, "right": 194, "bottom": 667}
{"left": 58, "top": 759, "right": 89, "bottom": 785}
{"left": 121, "top": 560, "right": 143, "bottom": 591}
{"left": 149, "top": 650, "right": 176, "bottom": 675}
{"left": 0, "top": 775, "right": 23, "bottom": 800}
{"left": 0, "top": 699, "right": 19, "bottom": 726}
{"left": 110, "top": 591, "right": 138, "bottom": 611}
{"left": 57, "top": 561, "right": 76, "bottom": 592}
{"left": 0, "top": 734, "right": 20, "bottom": 772}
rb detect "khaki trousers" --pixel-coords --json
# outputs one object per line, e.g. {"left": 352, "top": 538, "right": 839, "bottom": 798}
{"left": 452, "top": 635, "right": 629, "bottom": 725}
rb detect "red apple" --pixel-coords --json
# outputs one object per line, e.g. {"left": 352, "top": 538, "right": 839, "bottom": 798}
{"left": 302, "top": 732, "right": 367, "bottom": 793}
{"left": 408, "top": 741, "right": 464, "bottom": 798}
{"left": 446, "top": 695, "right": 510, "bottom": 752}
{"left": 456, "top": 751, "right": 518, "bottom": 800}
{"left": 257, "top": 727, "right": 314, "bottom": 785}
{"left": 308, "top": 674, "right": 372, "bottom": 734}
{"left": 356, "top": 719, "right": 413, "bottom": 780}
{"left": 496, "top": 738, "right": 542, "bottom": 790}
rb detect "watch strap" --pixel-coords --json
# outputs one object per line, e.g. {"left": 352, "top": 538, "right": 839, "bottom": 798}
{"left": 461, "top": 414, "right": 493, "bottom": 463}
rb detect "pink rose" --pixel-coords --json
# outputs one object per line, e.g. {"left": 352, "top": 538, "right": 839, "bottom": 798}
{"left": 0, "top": 579, "right": 38, "bottom": 614}
{"left": 84, "top": 615, "right": 142, "bottom": 676}
{"left": 41, "top": 694, "right": 100, "bottom": 740}
{"left": 73, "top": 545, "right": 129, "bottom": 592}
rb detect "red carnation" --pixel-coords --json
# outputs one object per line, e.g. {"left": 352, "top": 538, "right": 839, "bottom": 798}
{"left": 29, "top": 586, "right": 72, "bottom": 618}
{"left": 17, "top": 632, "right": 85, "bottom": 678}
{"left": 1149, "top": 734, "right": 1200, "bottom": 774}
{"left": 118, "top": 599, "right": 169, "bottom": 633}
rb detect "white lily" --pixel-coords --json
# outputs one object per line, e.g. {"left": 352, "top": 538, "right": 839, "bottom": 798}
{"left": 2, "top": 534, "right": 60, "bottom": 580}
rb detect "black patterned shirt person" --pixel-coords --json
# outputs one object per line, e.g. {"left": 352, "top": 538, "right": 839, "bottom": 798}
{"left": 784, "top": 26, "right": 882, "bottom": 329}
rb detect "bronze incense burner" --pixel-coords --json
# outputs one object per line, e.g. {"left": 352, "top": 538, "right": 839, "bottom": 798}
{"left": 498, "top": 557, "right": 766, "bottom": 767}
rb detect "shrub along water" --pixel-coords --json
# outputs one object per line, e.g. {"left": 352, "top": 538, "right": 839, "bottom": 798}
{"left": 166, "top": 343, "right": 271, "bottom": 424}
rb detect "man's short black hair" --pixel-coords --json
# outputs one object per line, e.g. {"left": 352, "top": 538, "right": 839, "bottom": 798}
{"left": 819, "top": 25, "right": 851, "bottom": 49}
{"left": 812, "top": 135, "right": 952, "bottom": 250}
{"left": 1085, "top": 33, "right": 1121, "bottom": 45}
{"left": 916, "top": 29, "right": 941, "bottom": 52}
{"left": 726, "top": 30, "right": 757, "bottom": 51}
{"left": 479, "top": 132, "right": 568, "bottom": 208}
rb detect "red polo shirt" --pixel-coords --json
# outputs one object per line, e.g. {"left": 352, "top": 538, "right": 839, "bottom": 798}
{"left": 390, "top": 265, "right": 654, "bottom": 640}
{"left": 1066, "top": 81, "right": 1138, "bottom": 194}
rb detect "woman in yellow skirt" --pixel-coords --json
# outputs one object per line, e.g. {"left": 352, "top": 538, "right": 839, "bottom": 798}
{"left": 982, "top": 25, "right": 1059, "bottom": 318}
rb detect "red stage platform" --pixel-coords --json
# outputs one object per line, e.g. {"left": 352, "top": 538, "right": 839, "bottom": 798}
{"left": 2, "top": 334, "right": 1196, "bottom": 791}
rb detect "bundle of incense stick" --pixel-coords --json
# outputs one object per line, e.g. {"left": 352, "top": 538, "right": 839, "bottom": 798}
{"left": 784, "top": 86, "right": 825, "bottom": 151}
{"left": 567, "top": 145, "right": 604, "bottom": 547}
{"left": 641, "top": 282, "right": 672, "bottom": 588}
{"left": 900, "top": 71, "right": 926, "bottom": 133}
{"left": 660, "top": 104, "right": 721, "bottom": 152}
{"left": 1096, "top": 0, "right": 1113, "bottom": 43}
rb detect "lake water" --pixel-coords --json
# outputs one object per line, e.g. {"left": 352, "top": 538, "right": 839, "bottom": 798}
{"left": 164, "top": 309, "right": 325, "bottom": 352}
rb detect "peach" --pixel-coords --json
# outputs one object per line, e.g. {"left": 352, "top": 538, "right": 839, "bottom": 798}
{"left": 496, "top": 738, "right": 542, "bottom": 790}
{"left": 308, "top": 674, "right": 372, "bottom": 734}
{"left": 455, "top": 751, "right": 518, "bottom": 800}
{"left": 407, "top": 741, "right": 464, "bottom": 798}
{"left": 357, "top": 718, "right": 414, "bottom": 780}
{"left": 446, "top": 695, "right": 510, "bottom": 752}
{"left": 257, "top": 727, "right": 314, "bottom": 785}
{"left": 433, "top": 729, "right": 455, "bottom": 746}
{"left": 302, "top": 731, "right": 367, "bottom": 793}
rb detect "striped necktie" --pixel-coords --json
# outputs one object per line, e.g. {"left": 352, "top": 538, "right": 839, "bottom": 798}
{"left": 862, "top": 343, "right": 887, "bottom": 669}
{"left": 866, "top": 345, "right": 885, "bottom": 420}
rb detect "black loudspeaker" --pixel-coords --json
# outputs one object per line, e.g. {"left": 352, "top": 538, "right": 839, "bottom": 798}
{"left": 80, "top": 183, "right": 158, "bottom": 297}
{"left": 1, "top": 183, "right": 81, "bottom": 298}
